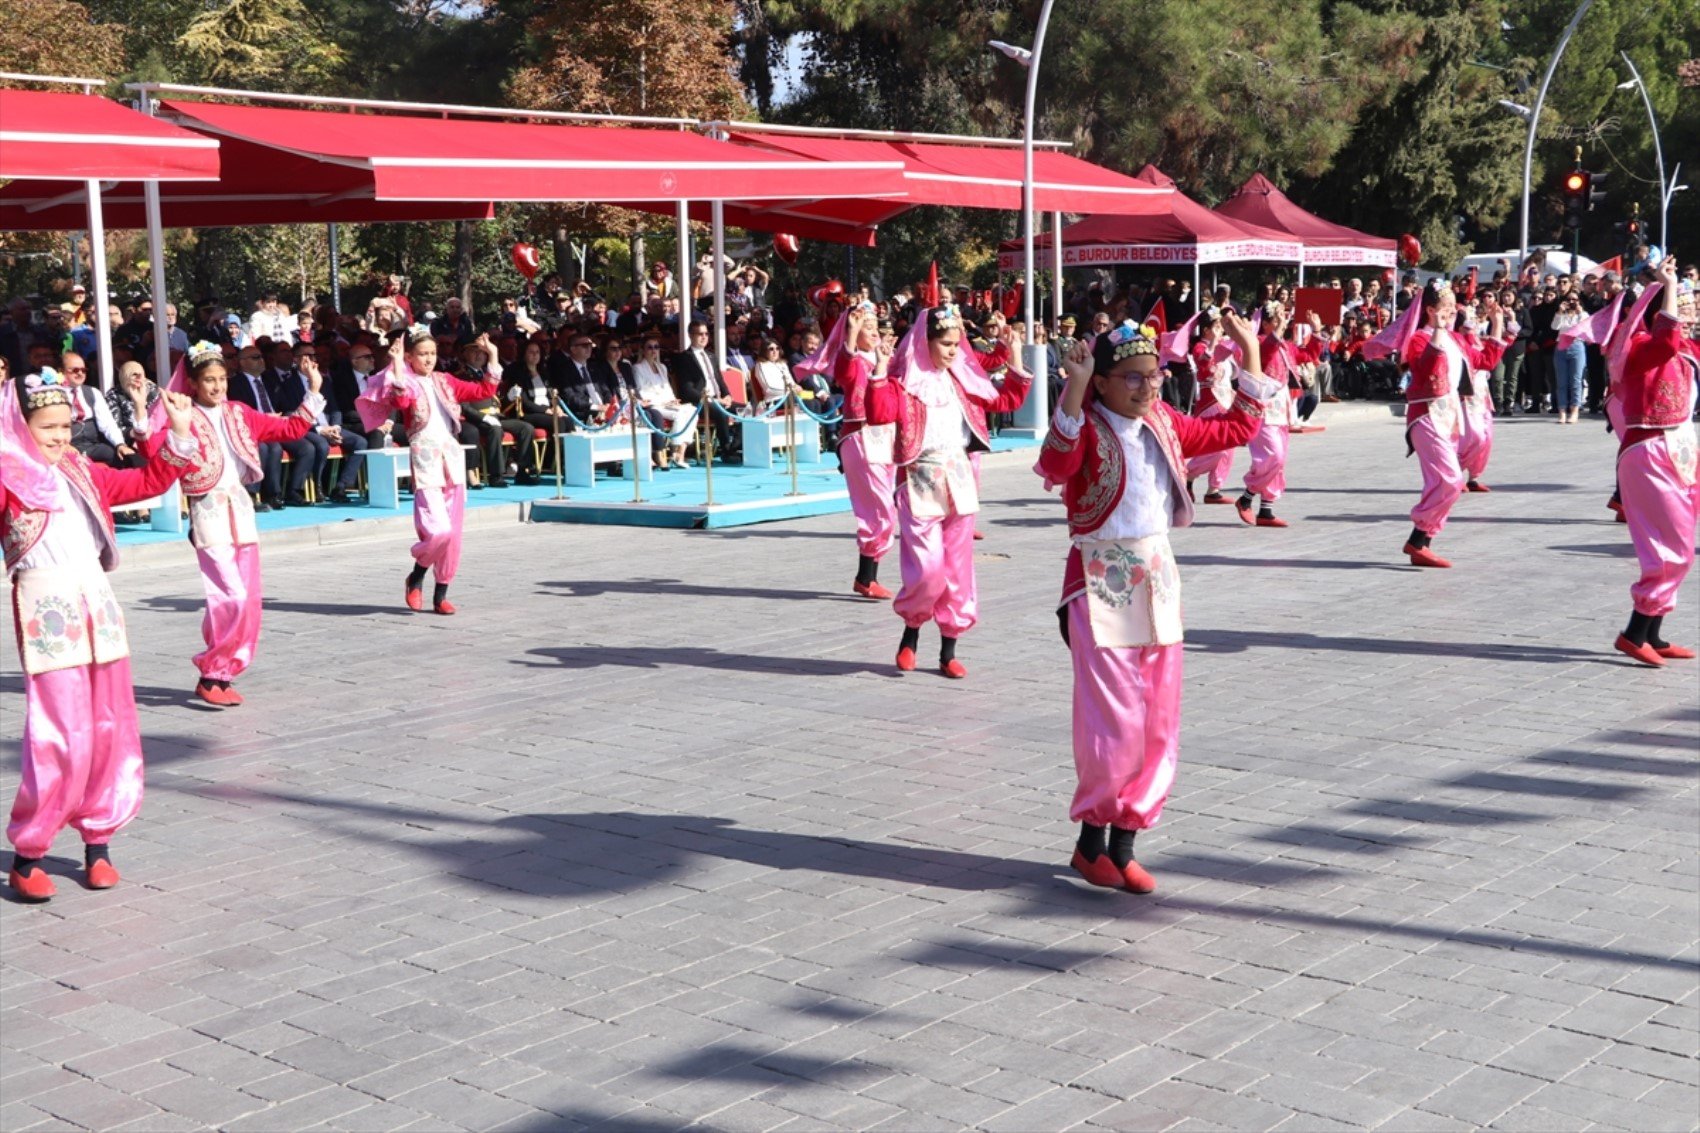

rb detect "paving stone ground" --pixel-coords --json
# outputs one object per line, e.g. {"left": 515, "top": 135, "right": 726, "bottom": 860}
{"left": 3, "top": 404, "right": 1697, "bottom": 1132}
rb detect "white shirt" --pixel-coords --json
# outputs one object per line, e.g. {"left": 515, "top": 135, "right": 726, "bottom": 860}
{"left": 1053, "top": 405, "right": 1174, "bottom": 543}
{"left": 416, "top": 375, "right": 457, "bottom": 444}
{"left": 199, "top": 404, "right": 247, "bottom": 492}
{"left": 919, "top": 387, "right": 973, "bottom": 454}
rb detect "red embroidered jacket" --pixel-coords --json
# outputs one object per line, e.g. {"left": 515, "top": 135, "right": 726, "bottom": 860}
{"left": 1618, "top": 314, "right": 1698, "bottom": 444}
{"left": 866, "top": 366, "right": 1032, "bottom": 470}
{"left": 1404, "top": 330, "right": 1506, "bottom": 423}
{"left": 2, "top": 446, "right": 191, "bottom": 573}
{"left": 390, "top": 369, "right": 500, "bottom": 437}
{"left": 165, "top": 400, "right": 317, "bottom": 494}
{"left": 834, "top": 351, "right": 876, "bottom": 438}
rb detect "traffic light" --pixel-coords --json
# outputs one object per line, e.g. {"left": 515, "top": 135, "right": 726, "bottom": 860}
{"left": 1588, "top": 170, "right": 1608, "bottom": 212}
{"left": 1561, "top": 169, "right": 1589, "bottom": 230}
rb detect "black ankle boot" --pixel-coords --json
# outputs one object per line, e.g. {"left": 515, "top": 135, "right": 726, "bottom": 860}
{"left": 855, "top": 555, "right": 877, "bottom": 587}
{"left": 1623, "top": 611, "right": 1654, "bottom": 647}
{"left": 1407, "top": 526, "right": 1431, "bottom": 551}
{"left": 1107, "top": 827, "right": 1136, "bottom": 870}
{"left": 1647, "top": 616, "right": 1669, "bottom": 650}
{"left": 1077, "top": 822, "right": 1107, "bottom": 862}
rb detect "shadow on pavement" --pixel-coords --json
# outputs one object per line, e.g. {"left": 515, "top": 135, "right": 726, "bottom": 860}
{"left": 538, "top": 578, "right": 865, "bottom": 603}
{"left": 516, "top": 645, "right": 895, "bottom": 678}
{"left": 1186, "top": 627, "right": 1599, "bottom": 663}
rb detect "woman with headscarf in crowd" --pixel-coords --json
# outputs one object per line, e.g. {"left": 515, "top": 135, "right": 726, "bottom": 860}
{"left": 866, "top": 305, "right": 1032, "bottom": 677}
{"left": 163, "top": 341, "right": 325, "bottom": 706}
{"left": 2, "top": 368, "right": 197, "bottom": 901}
{"left": 1036, "top": 315, "right": 1265, "bottom": 893}
{"left": 360, "top": 326, "right": 499, "bottom": 614}
{"left": 797, "top": 302, "right": 897, "bottom": 598}
{"left": 1366, "top": 279, "right": 1507, "bottom": 568}
{"left": 1606, "top": 258, "right": 1699, "bottom": 667}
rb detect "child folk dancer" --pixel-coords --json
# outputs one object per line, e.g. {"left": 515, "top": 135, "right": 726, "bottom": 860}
{"left": 1365, "top": 281, "right": 1508, "bottom": 568}
{"left": 359, "top": 328, "right": 500, "bottom": 614}
{"left": 1233, "top": 302, "right": 1301, "bottom": 528}
{"left": 866, "top": 306, "right": 1031, "bottom": 677}
{"left": 1607, "top": 259, "right": 1699, "bottom": 667}
{"left": 1180, "top": 308, "right": 1238, "bottom": 505}
{"left": 165, "top": 342, "right": 325, "bottom": 706}
{"left": 1455, "top": 297, "right": 1513, "bottom": 494}
{"left": 1037, "top": 316, "right": 1266, "bottom": 893}
{"left": 3, "top": 370, "right": 197, "bottom": 900}
{"left": 797, "top": 303, "right": 898, "bottom": 599}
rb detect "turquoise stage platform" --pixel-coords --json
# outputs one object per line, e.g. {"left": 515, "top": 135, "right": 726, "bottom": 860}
{"left": 113, "top": 435, "right": 1042, "bottom": 545}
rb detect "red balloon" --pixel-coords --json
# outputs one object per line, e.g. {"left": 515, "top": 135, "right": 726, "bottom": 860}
{"left": 774, "top": 233, "right": 800, "bottom": 265}
{"left": 1398, "top": 233, "right": 1421, "bottom": 267}
{"left": 511, "top": 242, "right": 541, "bottom": 281}
{"left": 1381, "top": 267, "right": 1396, "bottom": 285}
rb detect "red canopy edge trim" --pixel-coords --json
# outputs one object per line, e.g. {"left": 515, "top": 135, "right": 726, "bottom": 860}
{"left": 365, "top": 156, "right": 904, "bottom": 177}
{"left": 0, "top": 128, "right": 218, "bottom": 152}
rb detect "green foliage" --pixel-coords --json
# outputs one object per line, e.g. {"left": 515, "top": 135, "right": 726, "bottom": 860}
{"left": 174, "top": 0, "right": 348, "bottom": 91}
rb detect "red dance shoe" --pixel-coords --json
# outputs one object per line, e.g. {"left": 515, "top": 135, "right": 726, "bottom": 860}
{"left": 195, "top": 680, "right": 234, "bottom": 707}
{"left": 940, "top": 659, "right": 968, "bottom": 679}
{"left": 1607, "top": 498, "right": 1624, "bottom": 517}
{"left": 853, "top": 580, "right": 893, "bottom": 600}
{"left": 1070, "top": 848, "right": 1124, "bottom": 889}
{"left": 1120, "top": 859, "right": 1158, "bottom": 894}
{"left": 1654, "top": 643, "right": 1697, "bottom": 660}
{"left": 1466, "top": 480, "right": 1491, "bottom": 493}
{"left": 973, "top": 530, "right": 986, "bottom": 541}
{"left": 1613, "top": 635, "right": 1666, "bottom": 668}
{"left": 9, "top": 865, "right": 55, "bottom": 902}
{"left": 1403, "top": 543, "right": 1452, "bottom": 569}
{"left": 1255, "top": 514, "right": 1289, "bottom": 528}
{"left": 1234, "top": 500, "right": 1256, "bottom": 526}
{"left": 1202, "top": 492, "right": 1231, "bottom": 505}
{"left": 434, "top": 599, "right": 457, "bottom": 616}
{"left": 405, "top": 580, "right": 424, "bottom": 611}
{"left": 222, "top": 684, "right": 244, "bottom": 706}
{"left": 895, "top": 646, "right": 917, "bottom": 672}
{"left": 85, "top": 859, "right": 120, "bottom": 890}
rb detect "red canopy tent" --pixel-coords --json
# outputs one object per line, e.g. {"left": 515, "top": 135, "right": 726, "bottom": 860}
{"left": 1213, "top": 173, "right": 1395, "bottom": 278}
{"left": 995, "top": 165, "right": 1302, "bottom": 275}
{"left": 0, "top": 84, "right": 223, "bottom": 386}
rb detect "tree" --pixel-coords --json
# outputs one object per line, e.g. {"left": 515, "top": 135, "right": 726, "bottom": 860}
{"left": 175, "top": 0, "right": 348, "bottom": 91}
{"left": 0, "top": 0, "right": 125, "bottom": 81}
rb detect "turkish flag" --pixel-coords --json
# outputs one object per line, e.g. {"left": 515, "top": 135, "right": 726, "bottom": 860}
{"left": 1142, "top": 300, "right": 1167, "bottom": 338}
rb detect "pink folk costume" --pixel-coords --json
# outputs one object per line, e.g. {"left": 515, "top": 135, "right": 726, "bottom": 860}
{"left": 360, "top": 346, "right": 498, "bottom": 613}
{"left": 1397, "top": 326, "right": 1506, "bottom": 566}
{"left": 866, "top": 308, "right": 1031, "bottom": 677}
{"left": 796, "top": 305, "right": 897, "bottom": 598}
{"left": 2, "top": 374, "right": 193, "bottom": 900}
{"left": 1183, "top": 335, "right": 1239, "bottom": 500}
{"left": 1606, "top": 281, "right": 1700, "bottom": 667}
{"left": 1234, "top": 326, "right": 1297, "bottom": 527}
{"left": 172, "top": 381, "right": 319, "bottom": 703}
{"left": 1035, "top": 343, "right": 1264, "bottom": 893}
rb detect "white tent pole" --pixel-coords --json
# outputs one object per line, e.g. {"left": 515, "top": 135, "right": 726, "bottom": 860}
{"left": 711, "top": 199, "right": 727, "bottom": 372}
{"left": 140, "top": 90, "right": 172, "bottom": 389}
{"left": 675, "top": 200, "right": 690, "bottom": 352}
{"left": 1051, "top": 210, "right": 1063, "bottom": 333}
{"left": 85, "top": 180, "right": 114, "bottom": 391}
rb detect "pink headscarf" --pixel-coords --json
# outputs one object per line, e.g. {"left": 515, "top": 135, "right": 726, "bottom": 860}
{"left": 892, "top": 308, "right": 999, "bottom": 405}
{"left": 795, "top": 300, "right": 873, "bottom": 381}
{"left": 1557, "top": 291, "right": 1624, "bottom": 351}
{"left": 1607, "top": 283, "right": 1662, "bottom": 385}
{"left": 1360, "top": 294, "right": 1423, "bottom": 362}
{"left": 1, "top": 372, "right": 68, "bottom": 513}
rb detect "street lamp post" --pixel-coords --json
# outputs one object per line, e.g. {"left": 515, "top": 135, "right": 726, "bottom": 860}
{"left": 1617, "top": 52, "right": 1668, "bottom": 249}
{"left": 1518, "top": 0, "right": 1596, "bottom": 268}
{"left": 989, "top": 0, "right": 1057, "bottom": 438}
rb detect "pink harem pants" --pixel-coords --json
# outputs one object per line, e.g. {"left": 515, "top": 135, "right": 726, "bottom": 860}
{"left": 1243, "top": 421, "right": 1288, "bottom": 502}
{"left": 8, "top": 658, "right": 143, "bottom": 857}
{"left": 839, "top": 429, "right": 896, "bottom": 560}
{"left": 412, "top": 482, "right": 467, "bottom": 582}
{"left": 1458, "top": 400, "right": 1493, "bottom": 482}
{"left": 1185, "top": 401, "right": 1234, "bottom": 491}
{"left": 1409, "top": 413, "right": 1467, "bottom": 536}
{"left": 893, "top": 490, "right": 978, "bottom": 635}
{"left": 195, "top": 542, "right": 263, "bottom": 681}
{"left": 1619, "top": 437, "right": 1699, "bottom": 617}
{"left": 1066, "top": 599, "right": 1182, "bottom": 829}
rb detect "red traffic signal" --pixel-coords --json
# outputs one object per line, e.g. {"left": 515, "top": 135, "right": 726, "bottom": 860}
{"left": 1563, "top": 172, "right": 1588, "bottom": 194}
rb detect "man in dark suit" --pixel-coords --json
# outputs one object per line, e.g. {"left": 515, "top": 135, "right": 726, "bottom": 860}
{"left": 276, "top": 339, "right": 367, "bottom": 503}
{"left": 258, "top": 339, "right": 323, "bottom": 505}
{"left": 227, "top": 342, "right": 287, "bottom": 509}
{"left": 668, "top": 319, "right": 744, "bottom": 459}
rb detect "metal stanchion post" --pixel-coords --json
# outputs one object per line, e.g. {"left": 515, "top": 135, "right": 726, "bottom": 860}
{"left": 628, "top": 400, "right": 645, "bottom": 503}
{"left": 701, "top": 393, "right": 715, "bottom": 508}
{"left": 553, "top": 405, "right": 565, "bottom": 499}
{"left": 786, "top": 393, "right": 801, "bottom": 497}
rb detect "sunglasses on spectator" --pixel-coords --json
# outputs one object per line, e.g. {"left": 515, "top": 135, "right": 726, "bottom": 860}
{"left": 643, "top": 343, "right": 660, "bottom": 351}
